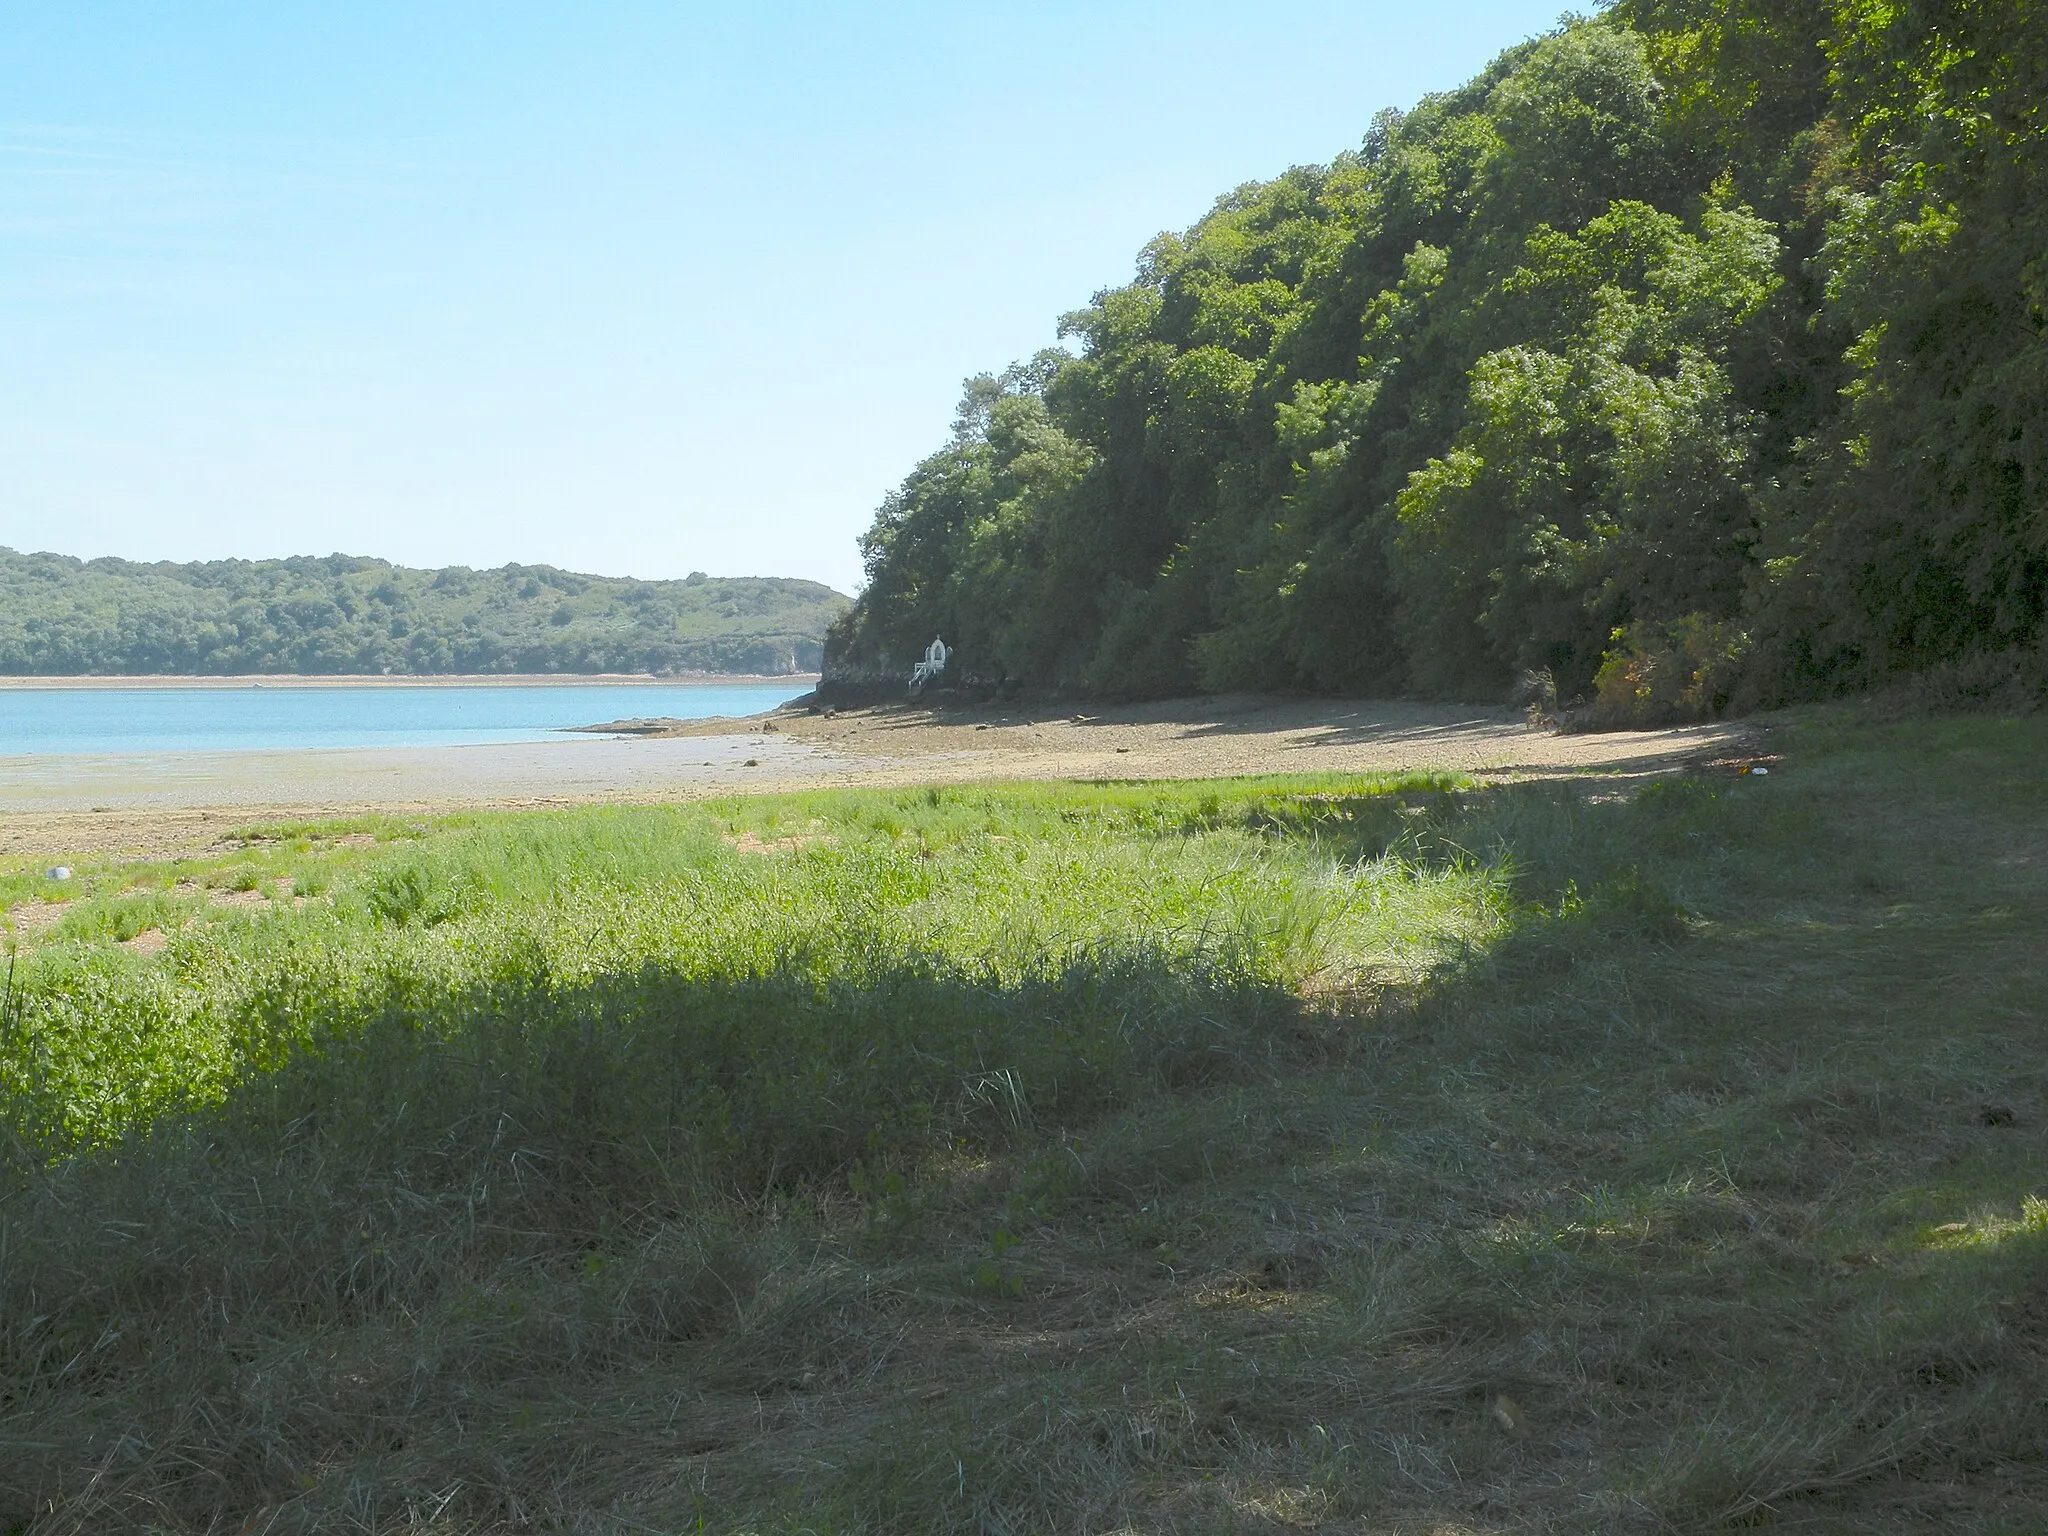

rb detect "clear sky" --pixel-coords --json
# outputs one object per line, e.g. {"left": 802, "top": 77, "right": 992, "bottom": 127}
{"left": 2, "top": 2, "right": 1570, "bottom": 594}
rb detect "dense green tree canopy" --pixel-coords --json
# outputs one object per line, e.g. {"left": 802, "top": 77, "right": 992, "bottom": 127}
{"left": 0, "top": 550, "right": 847, "bottom": 676}
{"left": 831, "top": 1, "right": 2048, "bottom": 715}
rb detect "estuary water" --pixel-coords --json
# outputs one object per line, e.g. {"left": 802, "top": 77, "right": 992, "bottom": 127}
{"left": 0, "top": 682, "right": 810, "bottom": 757}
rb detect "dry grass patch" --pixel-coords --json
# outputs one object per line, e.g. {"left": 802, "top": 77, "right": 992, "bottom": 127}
{"left": 726, "top": 829, "right": 833, "bottom": 855}
{"left": 1, "top": 899, "right": 71, "bottom": 938}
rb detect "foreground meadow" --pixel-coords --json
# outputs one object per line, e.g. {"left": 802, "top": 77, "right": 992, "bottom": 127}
{"left": 2, "top": 709, "right": 2044, "bottom": 1533}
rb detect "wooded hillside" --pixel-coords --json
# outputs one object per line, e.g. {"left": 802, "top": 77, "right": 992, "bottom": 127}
{"left": 0, "top": 550, "right": 848, "bottom": 676}
{"left": 831, "top": 1, "right": 2048, "bottom": 717}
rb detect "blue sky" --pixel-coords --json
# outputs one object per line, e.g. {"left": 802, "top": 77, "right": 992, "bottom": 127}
{"left": 2, "top": 2, "right": 1570, "bottom": 593}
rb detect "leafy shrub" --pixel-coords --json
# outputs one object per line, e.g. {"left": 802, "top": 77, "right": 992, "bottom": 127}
{"left": 1588, "top": 613, "right": 1750, "bottom": 726}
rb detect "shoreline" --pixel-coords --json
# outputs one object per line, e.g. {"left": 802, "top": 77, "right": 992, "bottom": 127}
{"left": 0, "top": 695, "right": 1764, "bottom": 857}
{"left": 0, "top": 673, "right": 820, "bottom": 691}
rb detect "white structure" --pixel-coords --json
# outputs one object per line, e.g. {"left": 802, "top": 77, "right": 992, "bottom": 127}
{"left": 909, "top": 635, "right": 950, "bottom": 692}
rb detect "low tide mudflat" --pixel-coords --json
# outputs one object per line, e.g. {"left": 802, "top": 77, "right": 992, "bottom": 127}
{"left": 2, "top": 704, "right": 2043, "bottom": 1531}
{"left": 0, "top": 733, "right": 839, "bottom": 822}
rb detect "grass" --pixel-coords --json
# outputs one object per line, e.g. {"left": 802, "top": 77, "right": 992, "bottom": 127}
{"left": 1, "top": 715, "right": 2045, "bottom": 1532}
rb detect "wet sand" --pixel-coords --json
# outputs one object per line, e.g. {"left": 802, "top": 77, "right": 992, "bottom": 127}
{"left": 0, "top": 733, "right": 863, "bottom": 855}
{"left": 0, "top": 695, "right": 1763, "bottom": 857}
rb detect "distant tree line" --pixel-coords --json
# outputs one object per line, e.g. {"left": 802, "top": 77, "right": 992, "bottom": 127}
{"left": 0, "top": 550, "right": 848, "bottom": 676}
{"left": 830, "top": 2, "right": 2048, "bottom": 718}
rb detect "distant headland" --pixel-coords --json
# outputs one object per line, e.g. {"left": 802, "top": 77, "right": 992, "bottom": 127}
{"left": 0, "top": 549, "right": 850, "bottom": 678}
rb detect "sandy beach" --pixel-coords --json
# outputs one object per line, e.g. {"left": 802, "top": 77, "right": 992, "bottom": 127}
{"left": 0, "top": 693, "right": 1764, "bottom": 857}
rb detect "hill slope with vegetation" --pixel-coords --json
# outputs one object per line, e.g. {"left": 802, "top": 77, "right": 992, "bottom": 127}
{"left": 0, "top": 549, "right": 848, "bottom": 676}
{"left": 831, "top": 1, "right": 2048, "bottom": 716}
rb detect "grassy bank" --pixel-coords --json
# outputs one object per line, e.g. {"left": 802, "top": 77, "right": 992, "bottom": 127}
{"left": 3, "top": 712, "right": 2045, "bottom": 1532}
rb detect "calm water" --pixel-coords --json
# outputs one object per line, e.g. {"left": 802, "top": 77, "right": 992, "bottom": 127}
{"left": 0, "top": 683, "right": 809, "bottom": 757}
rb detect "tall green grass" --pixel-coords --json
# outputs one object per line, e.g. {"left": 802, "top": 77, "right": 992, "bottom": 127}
{"left": 1, "top": 775, "right": 1482, "bottom": 1157}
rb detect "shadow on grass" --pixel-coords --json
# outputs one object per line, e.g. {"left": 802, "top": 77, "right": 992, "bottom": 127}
{"left": 0, "top": 943, "right": 1326, "bottom": 1532}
